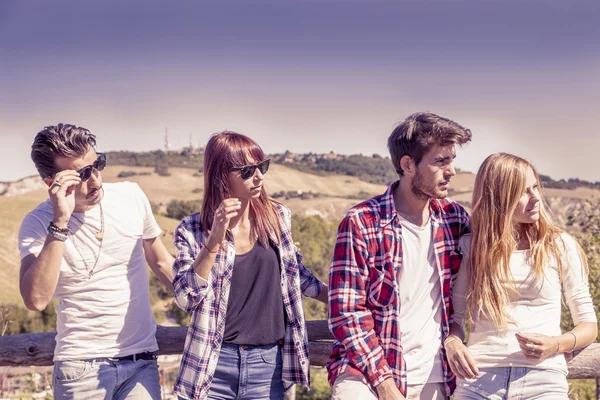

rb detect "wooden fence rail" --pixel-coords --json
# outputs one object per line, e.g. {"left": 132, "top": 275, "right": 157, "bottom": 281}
{"left": 1, "top": 320, "right": 599, "bottom": 380}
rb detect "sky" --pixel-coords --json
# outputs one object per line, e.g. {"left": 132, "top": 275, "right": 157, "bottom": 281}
{"left": 1, "top": 0, "right": 599, "bottom": 182}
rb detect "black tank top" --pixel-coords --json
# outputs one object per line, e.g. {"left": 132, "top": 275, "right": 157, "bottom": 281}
{"left": 223, "top": 242, "right": 286, "bottom": 345}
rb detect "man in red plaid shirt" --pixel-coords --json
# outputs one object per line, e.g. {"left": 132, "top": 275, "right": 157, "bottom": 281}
{"left": 327, "top": 112, "right": 472, "bottom": 400}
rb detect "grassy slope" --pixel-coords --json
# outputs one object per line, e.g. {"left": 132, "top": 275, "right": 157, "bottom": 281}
{"left": 2, "top": 165, "right": 599, "bottom": 304}
{"left": 0, "top": 164, "right": 386, "bottom": 303}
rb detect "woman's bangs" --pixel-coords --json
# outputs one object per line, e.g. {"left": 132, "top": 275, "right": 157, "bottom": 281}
{"left": 227, "top": 140, "right": 265, "bottom": 168}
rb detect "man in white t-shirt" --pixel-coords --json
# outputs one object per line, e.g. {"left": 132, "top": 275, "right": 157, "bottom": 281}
{"left": 18, "top": 123, "right": 174, "bottom": 400}
{"left": 327, "top": 113, "right": 472, "bottom": 400}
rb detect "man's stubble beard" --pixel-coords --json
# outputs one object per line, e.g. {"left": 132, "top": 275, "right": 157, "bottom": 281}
{"left": 411, "top": 168, "right": 447, "bottom": 200}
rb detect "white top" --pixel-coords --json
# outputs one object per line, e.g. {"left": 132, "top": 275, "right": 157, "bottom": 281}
{"left": 18, "top": 182, "right": 162, "bottom": 361}
{"left": 453, "top": 233, "right": 597, "bottom": 375}
{"left": 397, "top": 216, "right": 444, "bottom": 385}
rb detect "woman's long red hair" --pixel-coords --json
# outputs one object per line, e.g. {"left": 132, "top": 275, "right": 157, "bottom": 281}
{"left": 201, "top": 131, "right": 282, "bottom": 245}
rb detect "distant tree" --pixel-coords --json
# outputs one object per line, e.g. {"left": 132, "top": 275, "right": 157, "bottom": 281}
{"left": 154, "top": 165, "right": 171, "bottom": 177}
{"left": 166, "top": 200, "right": 201, "bottom": 220}
{"left": 117, "top": 170, "right": 138, "bottom": 178}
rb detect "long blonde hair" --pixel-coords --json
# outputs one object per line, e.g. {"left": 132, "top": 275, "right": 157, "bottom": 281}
{"left": 466, "top": 153, "right": 570, "bottom": 331}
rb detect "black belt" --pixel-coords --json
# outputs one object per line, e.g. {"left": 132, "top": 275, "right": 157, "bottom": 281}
{"left": 112, "top": 351, "right": 158, "bottom": 362}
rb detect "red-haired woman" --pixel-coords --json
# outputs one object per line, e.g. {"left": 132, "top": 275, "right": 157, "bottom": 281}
{"left": 172, "top": 131, "right": 328, "bottom": 400}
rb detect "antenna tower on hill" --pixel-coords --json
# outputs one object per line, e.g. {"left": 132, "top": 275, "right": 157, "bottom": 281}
{"left": 164, "top": 127, "right": 170, "bottom": 152}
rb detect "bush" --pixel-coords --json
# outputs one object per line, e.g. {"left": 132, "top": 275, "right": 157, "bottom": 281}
{"left": 154, "top": 165, "right": 171, "bottom": 177}
{"left": 166, "top": 199, "right": 201, "bottom": 220}
{"left": 117, "top": 170, "right": 138, "bottom": 178}
{"left": 149, "top": 201, "right": 161, "bottom": 215}
{"left": 168, "top": 300, "right": 191, "bottom": 326}
{"left": 0, "top": 302, "right": 57, "bottom": 335}
{"left": 296, "top": 367, "right": 331, "bottom": 400}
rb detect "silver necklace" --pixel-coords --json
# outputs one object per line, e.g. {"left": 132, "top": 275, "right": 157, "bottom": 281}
{"left": 69, "top": 202, "right": 104, "bottom": 278}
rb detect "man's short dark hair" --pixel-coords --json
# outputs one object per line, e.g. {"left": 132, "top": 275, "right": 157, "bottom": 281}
{"left": 31, "top": 123, "right": 97, "bottom": 178}
{"left": 387, "top": 112, "right": 472, "bottom": 176}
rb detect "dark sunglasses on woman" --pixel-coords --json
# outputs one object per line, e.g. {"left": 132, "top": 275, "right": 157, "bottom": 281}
{"left": 229, "top": 159, "right": 270, "bottom": 180}
{"left": 77, "top": 153, "right": 107, "bottom": 182}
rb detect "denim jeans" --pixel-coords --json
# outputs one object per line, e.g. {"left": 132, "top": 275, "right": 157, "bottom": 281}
{"left": 453, "top": 367, "right": 569, "bottom": 400}
{"left": 53, "top": 357, "right": 161, "bottom": 400}
{"left": 206, "top": 342, "right": 284, "bottom": 400}
{"left": 331, "top": 371, "right": 446, "bottom": 400}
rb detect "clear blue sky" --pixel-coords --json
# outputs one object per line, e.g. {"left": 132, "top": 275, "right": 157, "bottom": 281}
{"left": 1, "top": 0, "right": 599, "bottom": 182}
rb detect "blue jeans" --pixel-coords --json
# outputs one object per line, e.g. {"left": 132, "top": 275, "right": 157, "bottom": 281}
{"left": 453, "top": 367, "right": 569, "bottom": 399}
{"left": 206, "top": 342, "right": 284, "bottom": 400}
{"left": 53, "top": 358, "right": 161, "bottom": 400}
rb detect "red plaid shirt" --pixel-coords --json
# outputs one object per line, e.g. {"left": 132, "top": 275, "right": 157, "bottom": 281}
{"left": 326, "top": 181, "right": 470, "bottom": 397}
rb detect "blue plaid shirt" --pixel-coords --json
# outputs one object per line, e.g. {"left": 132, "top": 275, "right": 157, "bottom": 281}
{"left": 172, "top": 203, "right": 327, "bottom": 400}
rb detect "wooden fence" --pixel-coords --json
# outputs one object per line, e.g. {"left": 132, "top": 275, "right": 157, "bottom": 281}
{"left": 1, "top": 321, "right": 599, "bottom": 397}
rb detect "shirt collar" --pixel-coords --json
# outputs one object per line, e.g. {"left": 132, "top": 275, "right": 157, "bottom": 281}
{"left": 378, "top": 180, "right": 446, "bottom": 227}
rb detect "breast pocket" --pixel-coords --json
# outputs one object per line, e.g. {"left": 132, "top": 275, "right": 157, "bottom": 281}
{"left": 367, "top": 264, "right": 396, "bottom": 308}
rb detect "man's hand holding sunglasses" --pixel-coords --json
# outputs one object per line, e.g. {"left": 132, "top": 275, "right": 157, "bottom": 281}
{"left": 48, "top": 170, "right": 81, "bottom": 229}
{"left": 47, "top": 153, "right": 107, "bottom": 229}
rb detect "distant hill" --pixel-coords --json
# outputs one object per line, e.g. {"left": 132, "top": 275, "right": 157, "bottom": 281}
{"left": 1, "top": 158, "right": 599, "bottom": 304}
{"left": 105, "top": 150, "right": 600, "bottom": 189}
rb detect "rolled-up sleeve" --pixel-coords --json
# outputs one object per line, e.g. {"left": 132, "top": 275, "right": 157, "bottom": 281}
{"left": 328, "top": 214, "right": 393, "bottom": 387}
{"left": 172, "top": 217, "right": 211, "bottom": 313}
{"left": 297, "top": 250, "right": 327, "bottom": 298}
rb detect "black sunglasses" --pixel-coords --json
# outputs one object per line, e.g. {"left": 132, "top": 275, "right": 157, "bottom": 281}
{"left": 229, "top": 159, "right": 270, "bottom": 180}
{"left": 77, "top": 153, "right": 107, "bottom": 182}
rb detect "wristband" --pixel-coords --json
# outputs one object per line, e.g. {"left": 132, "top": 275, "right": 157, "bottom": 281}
{"left": 48, "top": 222, "right": 69, "bottom": 241}
{"left": 205, "top": 245, "right": 219, "bottom": 254}
{"left": 444, "top": 336, "right": 461, "bottom": 348}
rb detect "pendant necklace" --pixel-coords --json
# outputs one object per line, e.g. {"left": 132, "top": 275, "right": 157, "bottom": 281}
{"left": 69, "top": 202, "right": 104, "bottom": 278}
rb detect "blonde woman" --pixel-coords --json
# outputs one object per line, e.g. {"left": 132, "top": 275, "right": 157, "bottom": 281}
{"left": 445, "top": 153, "right": 597, "bottom": 399}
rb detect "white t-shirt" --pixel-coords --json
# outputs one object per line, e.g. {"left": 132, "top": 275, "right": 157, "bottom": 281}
{"left": 18, "top": 181, "right": 162, "bottom": 361}
{"left": 453, "top": 233, "right": 597, "bottom": 375}
{"left": 397, "top": 216, "right": 444, "bottom": 385}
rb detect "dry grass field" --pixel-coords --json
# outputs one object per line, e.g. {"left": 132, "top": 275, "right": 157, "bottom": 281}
{"left": 1, "top": 165, "right": 598, "bottom": 304}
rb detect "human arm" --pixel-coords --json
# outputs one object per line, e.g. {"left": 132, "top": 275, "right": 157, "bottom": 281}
{"left": 279, "top": 205, "right": 328, "bottom": 303}
{"left": 445, "top": 234, "right": 479, "bottom": 379}
{"left": 19, "top": 171, "right": 81, "bottom": 311}
{"left": 143, "top": 236, "right": 174, "bottom": 288}
{"left": 328, "top": 214, "right": 394, "bottom": 389}
{"left": 172, "top": 199, "right": 241, "bottom": 312}
{"left": 375, "top": 378, "right": 406, "bottom": 400}
{"left": 515, "top": 234, "right": 598, "bottom": 360}
{"left": 296, "top": 248, "right": 328, "bottom": 304}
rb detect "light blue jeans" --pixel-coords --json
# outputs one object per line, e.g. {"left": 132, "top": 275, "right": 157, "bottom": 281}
{"left": 453, "top": 367, "right": 569, "bottom": 399}
{"left": 205, "top": 342, "right": 284, "bottom": 400}
{"left": 53, "top": 357, "right": 161, "bottom": 399}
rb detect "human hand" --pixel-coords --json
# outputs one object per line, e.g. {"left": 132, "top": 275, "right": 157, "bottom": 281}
{"left": 375, "top": 378, "right": 406, "bottom": 400}
{"left": 445, "top": 336, "right": 479, "bottom": 379}
{"left": 206, "top": 198, "right": 241, "bottom": 251}
{"left": 515, "top": 332, "right": 559, "bottom": 361}
{"left": 48, "top": 171, "right": 81, "bottom": 228}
